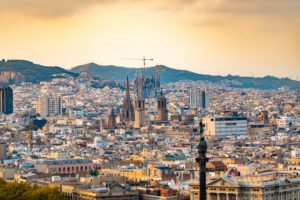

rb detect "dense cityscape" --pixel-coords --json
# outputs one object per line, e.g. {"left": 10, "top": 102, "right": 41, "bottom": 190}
{"left": 0, "top": 66, "right": 299, "bottom": 200}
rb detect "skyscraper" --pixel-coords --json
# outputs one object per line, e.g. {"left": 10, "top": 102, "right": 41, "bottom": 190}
{"left": 0, "top": 86, "right": 13, "bottom": 115}
{"left": 157, "top": 89, "right": 168, "bottom": 121}
{"left": 134, "top": 98, "right": 146, "bottom": 128}
{"left": 36, "top": 95, "right": 62, "bottom": 118}
{"left": 201, "top": 90, "right": 206, "bottom": 109}
{"left": 120, "top": 77, "right": 134, "bottom": 122}
{"left": 190, "top": 88, "right": 207, "bottom": 110}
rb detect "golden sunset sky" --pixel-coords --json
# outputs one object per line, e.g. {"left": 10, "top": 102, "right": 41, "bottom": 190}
{"left": 0, "top": 0, "right": 299, "bottom": 78}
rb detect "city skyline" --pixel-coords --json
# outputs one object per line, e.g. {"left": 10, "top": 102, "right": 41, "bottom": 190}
{"left": 0, "top": 0, "right": 299, "bottom": 78}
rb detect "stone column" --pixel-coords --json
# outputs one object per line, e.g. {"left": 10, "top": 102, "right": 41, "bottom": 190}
{"left": 217, "top": 193, "right": 220, "bottom": 200}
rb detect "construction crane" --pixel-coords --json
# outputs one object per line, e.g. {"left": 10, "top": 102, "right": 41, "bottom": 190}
{"left": 124, "top": 56, "right": 154, "bottom": 74}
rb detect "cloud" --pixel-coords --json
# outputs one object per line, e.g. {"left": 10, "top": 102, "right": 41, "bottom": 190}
{"left": 0, "top": 0, "right": 299, "bottom": 18}
{"left": 0, "top": 0, "right": 118, "bottom": 17}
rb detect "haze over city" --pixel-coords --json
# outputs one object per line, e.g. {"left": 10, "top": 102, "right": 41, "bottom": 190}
{"left": 0, "top": 0, "right": 299, "bottom": 78}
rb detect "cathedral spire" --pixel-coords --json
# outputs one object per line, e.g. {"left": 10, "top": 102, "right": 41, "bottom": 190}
{"left": 126, "top": 75, "right": 130, "bottom": 99}
{"left": 121, "top": 76, "right": 134, "bottom": 122}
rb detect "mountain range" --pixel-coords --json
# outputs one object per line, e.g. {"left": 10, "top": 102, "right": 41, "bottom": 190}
{"left": 0, "top": 59, "right": 299, "bottom": 90}
{"left": 0, "top": 59, "right": 77, "bottom": 83}
{"left": 71, "top": 62, "right": 300, "bottom": 90}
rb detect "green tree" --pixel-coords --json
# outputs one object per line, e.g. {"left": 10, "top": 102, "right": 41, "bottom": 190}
{"left": 0, "top": 179, "right": 66, "bottom": 200}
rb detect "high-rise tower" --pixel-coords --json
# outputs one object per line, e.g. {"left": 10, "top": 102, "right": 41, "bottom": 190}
{"left": 134, "top": 98, "right": 145, "bottom": 128}
{"left": 196, "top": 119, "right": 208, "bottom": 200}
{"left": 157, "top": 89, "right": 168, "bottom": 121}
{"left": 0, "top": 86, "right": 13, "bottom": 115}
{"left": 121, "top": 77, "right": 134, "bottom": 122}
{"left": 201, "top": 90, "right": 206, "bottom": 109}
{"left": 190, "top": 88, "right": 207, "bottom": 110}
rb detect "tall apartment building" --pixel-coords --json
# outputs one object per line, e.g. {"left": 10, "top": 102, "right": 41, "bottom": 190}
{"left": 190, "top": 88, "right": 207, "bottom": 110}
{"left": 36, "top": 95, "right": 62, "bottom": 118}
{"left": 0, "top": 86, "right": 13, "bottom": 115}
{"left": 204, "top": 114, "right": 247, "bottom": 138}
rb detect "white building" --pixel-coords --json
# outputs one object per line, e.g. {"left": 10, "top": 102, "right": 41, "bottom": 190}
{"left": 276, "top": 116, "right": 299, "bottom": 129}
{"left": 204, "top": 115, "right": 247, "bottom": 138}
{"left": 36, "top": 95, "right": 62, "bottom": 118}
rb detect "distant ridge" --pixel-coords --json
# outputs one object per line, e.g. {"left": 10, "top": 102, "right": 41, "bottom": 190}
{"left": 0, "top": 59, "right": 299, "bottom": 90}
{"left": 0, "top": 59, "right": 77, "bottom": 83}
{"left": 71, "top": 62, "right": 300, "bottom": 90}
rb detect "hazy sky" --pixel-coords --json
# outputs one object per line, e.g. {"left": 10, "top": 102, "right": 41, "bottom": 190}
{"left": 0, "top": 0, "right": 299, "bottom": 78}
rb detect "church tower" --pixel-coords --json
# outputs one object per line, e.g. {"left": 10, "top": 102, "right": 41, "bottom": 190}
{"left": 134, "top": 98, "right": 145, "bottom": 128}
{"left": 157, "top": 89, "right": 168, "bottom": 121}
{"left": 121, "top": 76, "right": 134, "bottom": 122}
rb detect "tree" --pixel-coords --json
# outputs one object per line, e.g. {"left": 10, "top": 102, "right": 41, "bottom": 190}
{"left": 0, "top": 179, "right": 67, "bottom": 200}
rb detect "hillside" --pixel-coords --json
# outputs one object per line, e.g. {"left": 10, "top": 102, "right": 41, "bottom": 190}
{"left": 71, "top": 63, "right": 300, "bottom": 90}
{"left": 0, "top": 59, "right": 78, "bottom": 83}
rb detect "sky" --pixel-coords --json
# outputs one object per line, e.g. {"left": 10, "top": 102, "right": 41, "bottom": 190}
{"left": 0, "top": 0, "right": 299, "bottom": 79}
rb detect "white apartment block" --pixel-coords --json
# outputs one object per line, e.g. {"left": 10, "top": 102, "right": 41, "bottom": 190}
{"left": 204, "top": 116, "right": 247, "bottom": 138}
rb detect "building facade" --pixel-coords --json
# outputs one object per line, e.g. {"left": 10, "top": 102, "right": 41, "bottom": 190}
{"left": 0, "top": 142, "right": 7, "bottom": 160}
{"left": 36, "top": 95, "right": 62, "bottom": 118}
{"left": 204, "top": 115, "right": 247, "bottom": 138}
{"left": 190, "top": 176, "right": 300, "bottom": 200}
{"left": 0, "top": 86, "right": 13, "bottom": 114}
{"left": 35, "top": 159, "right": 94, "bottom": 175}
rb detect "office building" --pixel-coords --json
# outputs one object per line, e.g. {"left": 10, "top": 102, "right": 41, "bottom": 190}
{"left": 204, "top": 114, "right": 247, "bottom": 138}
{"left": 36, "top": 95, "right": 62, "bottom": 118}
{"left": 0, "top": 86, "right": 13, "bottom": 115}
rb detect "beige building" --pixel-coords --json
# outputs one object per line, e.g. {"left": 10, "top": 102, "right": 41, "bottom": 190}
{"left": 36, "top": 94, "right": 62, "bottom": 118}
{"left": 62, "top": 184, "right": 139, "bottom": 200}
{"left": 0, "top": 142, "right": 7, "bottom": 160}
{"left": 0, "top": 167, "right": 16, "bottom": 180}
{"left": 190, "top": 176, "right": 300, "bottom": 200}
